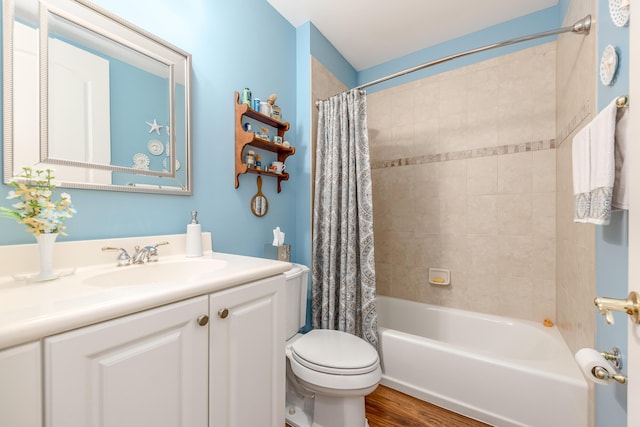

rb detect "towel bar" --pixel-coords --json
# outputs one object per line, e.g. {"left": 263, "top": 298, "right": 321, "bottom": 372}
{"left": 616, "top": 95, "right": 629, "bottom": 108}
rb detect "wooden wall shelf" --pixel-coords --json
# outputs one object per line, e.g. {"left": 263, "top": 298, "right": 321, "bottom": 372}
{"left": 234, "top": 91, "right": 295, "bottom": 193}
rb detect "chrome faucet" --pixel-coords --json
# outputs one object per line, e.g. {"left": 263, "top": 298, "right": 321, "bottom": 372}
{"left": 103, "top": 242, "right": 169, "bottom": 266}
{"left": 594, "top": 291, "right": 640, "bottom": 325}
{"left": 132, "top": 246, "right": 151, "bottom": 264}
{"left": 132, "top": 241, "right": 169, "bottom": 264}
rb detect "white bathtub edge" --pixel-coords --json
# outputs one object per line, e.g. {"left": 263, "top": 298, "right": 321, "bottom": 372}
{"left": 376, "top": 296, "right": 589, "bottom": 427}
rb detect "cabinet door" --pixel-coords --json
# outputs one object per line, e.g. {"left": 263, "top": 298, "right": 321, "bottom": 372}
{"left": 44, "top": 296, "right": 209, "bottom": 427}
{"left": 209, "top": 275, "right": 285, "bottom": 427}
{"left": 0, "top": 341, "right": 42, "bottom": 427}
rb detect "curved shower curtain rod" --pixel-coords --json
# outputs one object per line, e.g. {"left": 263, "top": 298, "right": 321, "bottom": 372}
{"left": 315, "top": 15, "right": 591, "bottom": 105}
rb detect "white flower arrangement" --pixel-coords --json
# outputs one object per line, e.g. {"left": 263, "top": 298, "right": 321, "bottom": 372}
{"left": 1, "top": 167, "right": 76, "bottom": 236}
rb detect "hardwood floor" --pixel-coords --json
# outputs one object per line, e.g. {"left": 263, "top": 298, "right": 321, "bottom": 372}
{"left": 365, "top": 385, "right": 490, "bottom": 427}
{"left": 286, "top": 385, "right": 490, "bottom": 427}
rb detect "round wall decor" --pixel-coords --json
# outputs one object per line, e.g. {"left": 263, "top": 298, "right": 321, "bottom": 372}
{"left": 599, "top": 44, "right": 618, "bottom": 86}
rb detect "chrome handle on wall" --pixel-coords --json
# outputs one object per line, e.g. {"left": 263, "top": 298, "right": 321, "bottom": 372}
{"left": 594, "top": 291, "right": 640, "bottom": 325}
{"left": 601, "top": 347, "right": 622, "bottom": 370}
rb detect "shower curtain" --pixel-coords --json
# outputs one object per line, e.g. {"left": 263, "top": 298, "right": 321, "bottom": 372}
{"left": 312, "top": 89, "right": 378, "bottom": 348}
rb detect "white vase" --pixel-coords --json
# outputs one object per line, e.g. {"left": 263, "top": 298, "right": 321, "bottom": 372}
{"left": 34, "top": 233, "right": 59, "bottom": 282}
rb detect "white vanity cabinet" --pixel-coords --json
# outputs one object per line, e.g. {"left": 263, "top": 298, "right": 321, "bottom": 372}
{"left": 0, "top": 341, "right": 42, "bottom": 427}
{"left": 44, "top": 296, "right": 210, "bottom": 427}
{"left": 209, "top": 275, "right": 285, "bottom": 427}
{"left": 40, "top": 274, "right": 286, "bottom": 427}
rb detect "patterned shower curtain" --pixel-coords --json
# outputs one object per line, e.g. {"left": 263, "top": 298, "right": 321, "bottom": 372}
{"left": 312, "top": 89, "right": 378, "bottom": 349}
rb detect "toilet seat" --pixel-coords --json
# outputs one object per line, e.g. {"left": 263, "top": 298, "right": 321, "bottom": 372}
{"left": 288, "top": 352, "right": 381, "bottom": 395}
{"left": 287, "top": 329, "right": 382, "bottom": 393}
{"left": 290, "top": 329, "right": 379, "bottom": 375}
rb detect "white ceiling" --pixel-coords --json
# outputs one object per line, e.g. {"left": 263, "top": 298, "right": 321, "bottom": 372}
{"left": 267, "top": 0, "right": 559, "bottom": 71}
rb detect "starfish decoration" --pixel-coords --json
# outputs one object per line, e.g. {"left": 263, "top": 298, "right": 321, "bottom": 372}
{"left": 145, "top": 119, "right": 163, "bottom": 135}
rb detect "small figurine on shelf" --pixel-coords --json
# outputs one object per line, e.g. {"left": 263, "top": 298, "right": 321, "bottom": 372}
{"left": 241, "top": 88, "right": 252, "bottom": 106}
{"left": 246, "top": 150, "right": 256, "bottom": 168}
{"left": 267, "top": 94, "right": 282, "bottom": 121}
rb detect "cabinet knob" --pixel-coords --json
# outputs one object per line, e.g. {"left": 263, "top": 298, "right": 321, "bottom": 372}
{"left": 197, "top": 314, "right": 209, "bottom": 326}
{"left": 218, "top": 308, "right": 229, "bottom": 319}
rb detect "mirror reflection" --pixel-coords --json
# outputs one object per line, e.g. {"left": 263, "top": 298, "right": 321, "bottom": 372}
{"left": 4, "top": 0, "right": 192, "bottom": 194}
{"left": 252, "top": 195, "right": 268, "bottom": 217}
{"left": 251, "top": 177, "right": 269, "bottom": 217}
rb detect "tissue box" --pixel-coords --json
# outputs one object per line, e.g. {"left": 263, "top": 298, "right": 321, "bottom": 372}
{"left": 264, "top": 244, "right": 290, "bottom": 262}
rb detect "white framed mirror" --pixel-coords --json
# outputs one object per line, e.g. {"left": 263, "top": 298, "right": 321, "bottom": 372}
{"left": 3, "top": 0, "right": 192, "bottom": 194}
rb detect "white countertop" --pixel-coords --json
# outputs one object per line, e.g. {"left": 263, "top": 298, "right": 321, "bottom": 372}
{"left": 0, "top": 234, "right": 291, "bottom": 349}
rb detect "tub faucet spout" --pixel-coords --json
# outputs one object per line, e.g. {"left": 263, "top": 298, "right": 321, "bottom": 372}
{"left": 594, "top": 291, "right": 640, "bottom": 325}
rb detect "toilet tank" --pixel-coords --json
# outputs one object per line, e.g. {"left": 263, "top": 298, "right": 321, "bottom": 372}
{"left": 284, "top": 263, "right": 309, "bottom": 340}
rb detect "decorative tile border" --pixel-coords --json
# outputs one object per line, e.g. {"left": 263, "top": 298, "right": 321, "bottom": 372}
{"left": 370, "top": 99, "right": 590, "bottom": 171}
{"left": 371, "top": 139, "right": 556, "bottom": 170}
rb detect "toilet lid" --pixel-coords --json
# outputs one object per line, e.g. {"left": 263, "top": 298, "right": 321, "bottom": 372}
{"left": 290, "top": 329, "right": 379, "bottom": 375}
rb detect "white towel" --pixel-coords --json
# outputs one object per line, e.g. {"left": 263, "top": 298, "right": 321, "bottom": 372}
{"left": 572, "top": 99, "right": 622, "bottom": 225}
{"left": 572, "top": 125, "right": 591, "bottom": 223}
{"left": 612, "top": 106, "right": 629, "bottom": 210}
{"left": 588, "top": 99, "right": 617, "bottom": 224}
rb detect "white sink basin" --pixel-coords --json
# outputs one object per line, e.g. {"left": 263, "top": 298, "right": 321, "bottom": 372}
{"left": 83, "top": 258, "right": 229, "bottom": 287}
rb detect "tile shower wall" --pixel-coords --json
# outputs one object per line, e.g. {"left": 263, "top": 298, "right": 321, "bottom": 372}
{"left": 555, "top": 0, "right": 597, "bottom": 355}
{"left": 367, "top": 42, "right": 557, "bottom": 322}
{"left": 555, "top": 3, "right": 596, "bottom": 425}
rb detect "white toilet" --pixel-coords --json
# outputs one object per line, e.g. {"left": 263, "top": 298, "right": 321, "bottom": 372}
{"left": 284, "top": 264, "right": 381, "bottom": 427}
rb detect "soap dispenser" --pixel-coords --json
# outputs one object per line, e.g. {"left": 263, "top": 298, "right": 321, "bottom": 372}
{"left": 186, "top": 211, "right": 203, "bottom": 257}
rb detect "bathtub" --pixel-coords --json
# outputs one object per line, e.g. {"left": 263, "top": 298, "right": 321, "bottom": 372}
{"left": 376, "top": 296, "right": 588, "bottom": 427}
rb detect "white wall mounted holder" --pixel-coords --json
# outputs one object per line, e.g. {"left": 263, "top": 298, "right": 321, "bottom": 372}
{"left": 428, "top": 268, "right": 451, "bottom": 286}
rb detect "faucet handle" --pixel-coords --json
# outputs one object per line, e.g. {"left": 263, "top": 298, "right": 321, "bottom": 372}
{"left": 102, "top": 247, "right": 131, "bottom": 267}
{"left": 604, "top": 310, "right": 615, "bottom": 325}
{"left": 145, "top": 241, "right": 170, "bottom": 262}
{"left": 151, "top": 241, "right": 170, "bottom": 249}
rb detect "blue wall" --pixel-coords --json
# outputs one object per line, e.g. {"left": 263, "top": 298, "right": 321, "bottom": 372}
{"left": 595, "top": 0, "right": 630, "bottom": 424}
{"left": 293, "top": 22, "right": 312, "bottom": 272}
{"left": 1, "top": 0, "right": 310, "bottom": 265}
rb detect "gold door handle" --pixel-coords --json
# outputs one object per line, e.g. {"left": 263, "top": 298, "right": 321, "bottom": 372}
{"left": 218, "top": 308, "right": 229, "bottom": 319}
